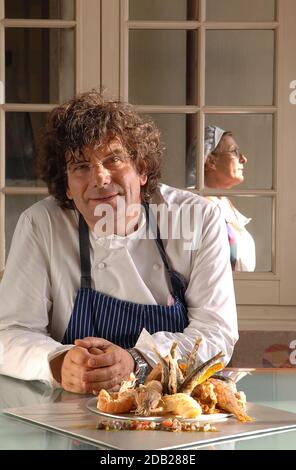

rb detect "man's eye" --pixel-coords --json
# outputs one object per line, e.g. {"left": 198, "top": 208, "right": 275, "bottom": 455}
{"left": 106, "top": 155, "right": 123, "bottom": 166}
{"left": 73, "top": 164, "right": 90, "bottom": 172}
{"left": 111, "top": 156, "right": 122, "bottom": 163}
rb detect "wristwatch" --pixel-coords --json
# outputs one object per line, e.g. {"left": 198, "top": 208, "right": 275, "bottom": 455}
{"left": 127, "top": 348, "right": 150, "bottom": 384}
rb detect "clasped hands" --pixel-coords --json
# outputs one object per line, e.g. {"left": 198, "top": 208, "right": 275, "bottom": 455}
{"left": 53, "top": 337, "right": 135, "bottom": 394}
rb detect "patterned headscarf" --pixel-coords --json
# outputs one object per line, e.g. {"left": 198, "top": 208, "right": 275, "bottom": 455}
{"left": 204, "top": 125, "right": 225, "bottom": 161}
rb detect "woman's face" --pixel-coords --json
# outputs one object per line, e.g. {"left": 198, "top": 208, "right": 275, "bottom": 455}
{"left": 206, "top": 134, "right": 247, "bottom": 189}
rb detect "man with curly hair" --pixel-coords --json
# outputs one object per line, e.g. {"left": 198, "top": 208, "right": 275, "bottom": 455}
{"left": 0, "top": 91, "right": 238, "bottom": 393}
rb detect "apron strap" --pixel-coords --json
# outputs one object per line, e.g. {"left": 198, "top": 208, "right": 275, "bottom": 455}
{"left": 143, "top": 202, "right": 178, "bottom": 297}
{"left": 79, "top": 214, "right": 92, "bottom": 289}
{"left": 142, "top": 202, "right": 171, "bottom": 271}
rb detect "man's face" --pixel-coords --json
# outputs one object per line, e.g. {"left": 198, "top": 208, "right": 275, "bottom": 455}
{"left": 209, "top": 135, "right": 247, "bottom": 189}
{"left": 66, "top": 139, "right": 147, "bottom": 231}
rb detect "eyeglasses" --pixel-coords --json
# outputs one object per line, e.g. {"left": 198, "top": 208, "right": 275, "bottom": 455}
{"left": 213, "top": 148, "right": 242, "bottom": 159}
{"left": 67, "top": 153, "right": 131, "bottom": 178}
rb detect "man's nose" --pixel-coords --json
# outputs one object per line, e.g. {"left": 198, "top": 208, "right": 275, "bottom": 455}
{"left": 240, "top": 153, "right": 247, "bottom": 164}
{"left": 91, "top": 163, "right": 111, "bottom": 186}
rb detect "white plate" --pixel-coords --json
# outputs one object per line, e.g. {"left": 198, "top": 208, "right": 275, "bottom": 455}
{"left": 87, "top": 397, "right": 232, "bottom": 423}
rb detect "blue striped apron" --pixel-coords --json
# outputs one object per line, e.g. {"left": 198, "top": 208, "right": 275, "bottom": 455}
{"left": 62, "top": 204, "right": 189, "bottom": 348}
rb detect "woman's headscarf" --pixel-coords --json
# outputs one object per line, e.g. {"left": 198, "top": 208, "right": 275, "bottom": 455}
{"left": 204, "top": 125, "right": 225, "bottom": 161}
{"left": 186, "top": 125, "right": 225, "bottom": 187}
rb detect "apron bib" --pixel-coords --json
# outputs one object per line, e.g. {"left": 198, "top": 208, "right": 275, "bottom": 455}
{"left": 62, "top": 204, "right": 189, "bottom": 348}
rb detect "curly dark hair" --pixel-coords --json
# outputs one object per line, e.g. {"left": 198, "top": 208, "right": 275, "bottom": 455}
{"left": 38, "top": 91, "right": 163, "bottom": 208}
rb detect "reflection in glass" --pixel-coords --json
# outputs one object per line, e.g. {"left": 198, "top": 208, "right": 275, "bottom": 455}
{"left": 205, "top": 30, "right": 274, "bottom": 106}
{"left": 5, "top": 113, "right": 48, "bottom": 186}
{"left": 129, "top": 30, "right": 198, "bottom": 105}
{"left": 206, "top": 0, "right": 275, "bottom": 21}
{"left": 5, "top": 28, "right": 75, "bottom": 104}
{"left": 232, "top": 332, "right": 296, "bottom": 370}
{"left": 204, "top": 114, "right": 273, "bottom": 190}
{"left": 186, "top": 116, "right": 274, "bottom": 190}
{"left": 143, "top": 113, "right": 197, "bottom": 188}
{"left": 4, "top": 0, "right": 75, "bottom": 19}
{"left": 231, "top": 196, "right": 273, "bottom": 272}
{"left": 207, "top": 194, "right": 256, "bottom": 272}
{"left": 129, "top": 0, "right": 198, "bottom": 21}
{"left": 5, "top": 195, "right": 46, "bottom": 257}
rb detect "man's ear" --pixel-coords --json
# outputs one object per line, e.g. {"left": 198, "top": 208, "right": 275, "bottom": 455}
{"left": 140, "top": 174, "right": 148, "bottom": 186}
{"left": 205, "top": 154, "right": 217, "bottom": 171}
{"left": 138, "top": 160, "right": 148, "bottom": 186}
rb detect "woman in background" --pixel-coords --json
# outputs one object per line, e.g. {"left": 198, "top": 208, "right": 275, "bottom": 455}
{"left": 187, "top": 125, "right": 256, "bottom": 271}
{"left": 204, "top": 125, "right": 255, "bottom": 271}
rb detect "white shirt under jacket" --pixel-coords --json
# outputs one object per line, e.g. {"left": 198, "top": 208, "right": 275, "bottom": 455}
{"left": 0, "top": 184, "right": 238, "bottom": 388}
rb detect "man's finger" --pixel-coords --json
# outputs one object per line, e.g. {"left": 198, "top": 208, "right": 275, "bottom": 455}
{"left": 83, "top": 374, "right": 122, "bottom": 393}
{"left": 68, "top": 346, "right": 91, "bottom": 366}
{"left": 82, "top": 363, "right": 120, "bottom": 383}
{"left": 75, "top": 337, "right": 111, "bottom": 349}
{"left": 87, "top": 350, "right": 118, "bottom": 368}
{"left": 62, "top": 375, "right": 87, "bottom": 394}
{"left": 88, "top": 347, "right": 104, "bottom": 356}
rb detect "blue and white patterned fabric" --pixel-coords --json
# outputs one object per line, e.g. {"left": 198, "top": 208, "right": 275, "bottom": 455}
{"left": 62, "top": 205, "right": 189, "bottom": 348}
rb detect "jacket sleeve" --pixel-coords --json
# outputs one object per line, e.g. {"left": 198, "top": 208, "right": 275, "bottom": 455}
{"left": 0, "top": 212, "right": 73, "bottom": 388}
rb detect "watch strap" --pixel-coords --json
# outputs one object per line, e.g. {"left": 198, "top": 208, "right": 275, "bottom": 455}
{"left": 127, "top": 348, "right": 149, "bottom": 384}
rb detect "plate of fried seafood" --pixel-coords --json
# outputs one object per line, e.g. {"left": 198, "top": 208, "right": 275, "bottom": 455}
{"left": 87, "top": 397, "right": 231, "bottom": 423}
{"left": 88, "top": 338, "right": 254, "bottom": 425}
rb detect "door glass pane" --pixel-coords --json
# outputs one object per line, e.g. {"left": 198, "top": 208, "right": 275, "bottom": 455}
{"left": 143, "top": 113, "right": 197, "bottom": 188}
{"left": 129, "top": 30, "right": 198, "bottom": 105}
{"left": 205, "top": 30, "right": 274, "bottom": 106}
{"left": 206, "top": 0, "right": 276, "bottom": 21}
{"left": 5, "top": 195, "right": 46, "bottom": 257}
{"left": 5, "top": 28, "right": 75, "bottom": 104}
{"left": 5, "top": 112, "right": 48, "bottom": 186}
{"left": 203, "top": 114, "right": 273, "bottom": 190}
{"left": 230, "top": 196, "right": 273, "bottom": 272}
{"left": 129, "top": 0, "right": 198, "bottom": 20}
{"left": 5, "top": 0, "right": 75, "bottom": 19}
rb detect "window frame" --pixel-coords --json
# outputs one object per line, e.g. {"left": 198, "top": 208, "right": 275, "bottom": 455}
{"left": 107, "top": 0, "right": 286, "bottom": 305}
{"left": 0, "top": 0, "right": 102, "bottom": 269}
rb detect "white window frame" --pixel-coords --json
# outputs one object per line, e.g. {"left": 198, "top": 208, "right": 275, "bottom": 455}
{"left": 0, "top": 0, "right": 102, "bottom": 270}
{"left": 99, "top": 0, "right": 296, "bottom": 325}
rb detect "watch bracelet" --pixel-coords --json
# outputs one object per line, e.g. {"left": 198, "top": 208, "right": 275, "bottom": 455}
{"left": 127, "top": 348, "right": 149, "bottom": 384}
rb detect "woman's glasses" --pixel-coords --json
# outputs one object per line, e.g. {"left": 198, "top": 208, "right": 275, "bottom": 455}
{"left": 213, "top": 148, "right": 242, "bottom": 159}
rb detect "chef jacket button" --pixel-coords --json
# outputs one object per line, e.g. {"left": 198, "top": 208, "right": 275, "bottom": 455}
{"left": 98, "top": 262, "right": 105, "bottom": 270}
{"left": 153, "top": 263, "right": 160, "bottom": 271}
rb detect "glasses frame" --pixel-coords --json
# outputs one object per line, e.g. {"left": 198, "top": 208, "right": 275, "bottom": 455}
{"left": 66, "top": 153, "right": 132, "bottom": 178}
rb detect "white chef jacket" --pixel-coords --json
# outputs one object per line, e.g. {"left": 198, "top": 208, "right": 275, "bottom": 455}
{"left": 0, "top": 184, "right": 238, "bottom": 387}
